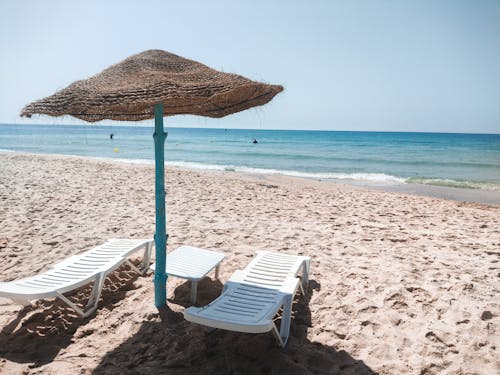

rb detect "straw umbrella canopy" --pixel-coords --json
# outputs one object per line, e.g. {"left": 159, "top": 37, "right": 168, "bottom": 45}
{"left": 21, "top": 49, "right": 283, "bottom": 307}
{"left": 21, "top": 49, "right": 283, "bottom": 121}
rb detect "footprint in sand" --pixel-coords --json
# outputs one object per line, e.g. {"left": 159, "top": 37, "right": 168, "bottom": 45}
{"left": 405, "top": 286, "right": 434, "bottom": 306}
{"left": 384, "top": 292, "right": 408, "bottom": 311}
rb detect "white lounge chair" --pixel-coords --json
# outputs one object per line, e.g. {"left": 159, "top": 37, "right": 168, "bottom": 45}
{"left": 184, "top": 250, "right": 310, "bottom": 347}
{"left": 0, "top": 238, "right": 153, "bottom": 317}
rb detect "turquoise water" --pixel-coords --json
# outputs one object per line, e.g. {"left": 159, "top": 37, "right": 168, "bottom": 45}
{"left": 1, "top": 124, "right": 499, "bottom": 191}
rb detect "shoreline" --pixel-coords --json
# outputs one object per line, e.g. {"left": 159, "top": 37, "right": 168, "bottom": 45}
{"left": 2, "top": 150, "right": 498, "bottom": 206}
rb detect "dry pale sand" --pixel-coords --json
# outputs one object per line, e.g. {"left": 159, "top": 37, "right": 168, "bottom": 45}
{"left": 0, "top": 152, "right": 498, "bottom": 375}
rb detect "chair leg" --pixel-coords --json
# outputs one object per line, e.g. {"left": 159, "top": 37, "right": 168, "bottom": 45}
{"left": 298, "top": 281, "right": 305, "bottom": 297}
{"left": 277, "top": 293, "right": 293, "bottom": 347}
{"left": 56, "top": 292, "right": 86, "bottom": 317}
{"left": 190, "top": 281, "right": 198, "bottom": 304}
{"left": 125, "top": 259, "right": 142, "bottom": 274}
{"left": 271, "top": 325, "right": 286, "bottom": 348}
{"left": 140, "top": 241, "right": 153, "bottom": 274}
{"left": 214, "top": 263, "right": 220, "bottom": 280}
{"left": 301, "top": 259, "right": 310, "bottom": 295}
{"left": 126, "top": 242, "right": 153, "bottom": 275}
{"left": 55, "top": 273, "right": 106, "bottom": 317}
{"left": 86, "top": 272, "right": 106, "bottom": 310}
{"left": 270, "top": 293, "right": 293, "bottom": 347}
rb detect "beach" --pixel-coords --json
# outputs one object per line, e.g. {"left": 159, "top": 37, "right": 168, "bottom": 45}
{"left": 0, "top": 151, "right": 498, "bottom": 374}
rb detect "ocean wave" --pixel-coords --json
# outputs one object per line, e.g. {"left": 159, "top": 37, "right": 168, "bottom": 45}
{"left": 94, "top": 156, "right": 154, "bottom": 165}
{"left": 165, "top": 161, "right": 406, "bottom": 184}
{"left": 3, "top": 150, "right": 498, "bottom": 192}
{"left": 406, "top": 177, "right": 500, "bottom": 192}
{"left": 165, "top": 161, "right": 500, "bottom": 191}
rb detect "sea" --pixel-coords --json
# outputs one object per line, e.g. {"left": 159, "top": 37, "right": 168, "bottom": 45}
{"left": 1, "top": 124, "right": 499, "bottom": 192}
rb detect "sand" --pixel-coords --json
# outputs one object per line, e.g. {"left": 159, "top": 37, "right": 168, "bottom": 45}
{"left": 0, "top": 151, "right": 498, "bottom": 374}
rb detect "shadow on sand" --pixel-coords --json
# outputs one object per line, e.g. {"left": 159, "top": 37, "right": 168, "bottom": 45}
{"left": 93, "top": 278, "right": 374, "bottom": 375}
{"left": 0, "top": 264, "right": 142, "bottom": 367}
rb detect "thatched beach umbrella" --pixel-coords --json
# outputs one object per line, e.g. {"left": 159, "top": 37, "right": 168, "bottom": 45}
{"left": 21, "top": 49, "right": 283, "bottom": 307}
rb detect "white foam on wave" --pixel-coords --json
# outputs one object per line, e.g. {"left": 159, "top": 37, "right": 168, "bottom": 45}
{"left": 165, "top": 160, "right": 406, "bottom": 184}
{"left": 406, "top": 177, "right": 500, "bottom": 192}
{"left": 4, "top": 150, "right": 498, "bottom": 191}
{"left": 93, "top": 156, "right": 154, "bottom": 165}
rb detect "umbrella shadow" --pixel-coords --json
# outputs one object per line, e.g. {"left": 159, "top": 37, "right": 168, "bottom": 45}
{"left": 93, "top": 279, "right": 375, "bottom": 374}
{"left": 0, "top": 263, "right": 143, "bottom": 366}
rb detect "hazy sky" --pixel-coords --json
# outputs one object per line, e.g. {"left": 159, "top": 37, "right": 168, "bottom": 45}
{"left": 1, "top": 0, "right": 499, "bottom": 133}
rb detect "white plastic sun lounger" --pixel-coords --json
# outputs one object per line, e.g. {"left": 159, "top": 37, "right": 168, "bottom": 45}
{"left": 0, "top": 238, "right": 153, "bottom": 317}
{"left": 184, "top": 250, "right": 310, "bottom": 347}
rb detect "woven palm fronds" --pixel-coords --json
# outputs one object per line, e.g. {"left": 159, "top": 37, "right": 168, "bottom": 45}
{"left": 21, "top": 50, "right": 283, "bottom": 122}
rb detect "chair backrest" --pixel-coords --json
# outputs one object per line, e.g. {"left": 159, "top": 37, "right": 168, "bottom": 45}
{"left": 228, "top": 251, "right": 309, "bottom": 292}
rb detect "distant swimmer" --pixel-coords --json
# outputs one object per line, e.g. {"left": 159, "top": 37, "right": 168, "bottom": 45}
{"left": 252, "top": 138, "right": 258, "bottom": 144}
{"left": 110, "top": 133, "right": 114, "bottom": 140}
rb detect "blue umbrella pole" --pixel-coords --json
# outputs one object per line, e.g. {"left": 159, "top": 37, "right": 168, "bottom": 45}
{"left": 153, "top": 103, "right": 168, "bottom": 307}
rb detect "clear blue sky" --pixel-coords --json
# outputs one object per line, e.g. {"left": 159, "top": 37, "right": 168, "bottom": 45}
{"left": 0, "top": 0, "right": 499, "bottom": 133}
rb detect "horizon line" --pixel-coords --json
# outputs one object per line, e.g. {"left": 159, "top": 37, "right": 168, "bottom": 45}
{"left": 0, "top": 122, "right": 498, "bottom": 136}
